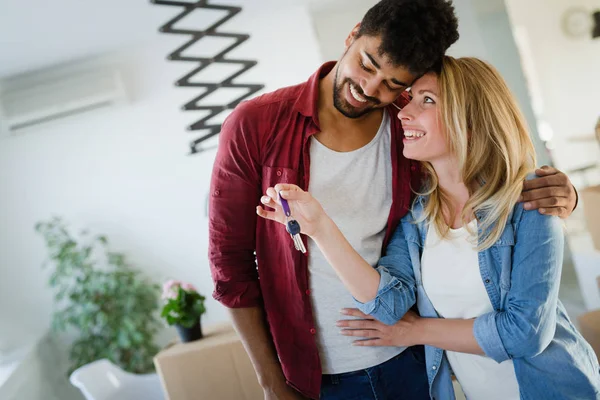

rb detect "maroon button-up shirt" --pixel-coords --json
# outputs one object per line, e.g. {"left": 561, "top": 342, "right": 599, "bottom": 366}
{"left": 208, "top": 62, "right": 420, "bottom": 399}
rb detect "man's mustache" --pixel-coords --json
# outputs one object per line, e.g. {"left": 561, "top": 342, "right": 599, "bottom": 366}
{"left": 345, "top": 79, "right": 381, "bottom": 105}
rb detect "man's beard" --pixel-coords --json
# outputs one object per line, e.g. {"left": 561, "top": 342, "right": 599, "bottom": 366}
{"left": 332, "top": 66, "right": 381, "bottom": 119}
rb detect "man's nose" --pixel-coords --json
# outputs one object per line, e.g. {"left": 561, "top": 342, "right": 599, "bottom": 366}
{"left": 360, "top": 78, "right": 380, "bottom": 99}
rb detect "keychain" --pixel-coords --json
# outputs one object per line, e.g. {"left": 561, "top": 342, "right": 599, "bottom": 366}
{"left": 278, "top": 192, "right": 307, "bottom": 254}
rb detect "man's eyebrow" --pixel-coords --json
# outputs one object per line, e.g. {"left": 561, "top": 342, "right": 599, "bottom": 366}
{"left": 391, "top": 78, "right": 410, "bottom": 87}
{"left": 364, "top": 51, "right": 381, "bottom": 69}
{"left": 363, "top": 51, "right": 410, "bottom": 87}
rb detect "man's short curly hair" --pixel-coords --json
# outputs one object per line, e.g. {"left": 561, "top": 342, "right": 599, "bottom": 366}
{"left": 357, "top": 0, "right": 459, "bottom": 75}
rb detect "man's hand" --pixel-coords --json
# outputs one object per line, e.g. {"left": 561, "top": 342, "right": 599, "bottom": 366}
{"left": 227, "top": 308, "right": 308, "bottom": 400}
{"left": 520, "top": 166, "right": 577, "bottom": 219}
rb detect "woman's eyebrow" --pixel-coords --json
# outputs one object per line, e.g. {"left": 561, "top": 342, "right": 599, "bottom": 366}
{"left": 416, "top": 89, "right": 439, "bottom": 96}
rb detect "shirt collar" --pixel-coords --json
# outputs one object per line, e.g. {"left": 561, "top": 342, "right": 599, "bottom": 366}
{"left": 294, "top": 61, "right": 336, "bottom": 121}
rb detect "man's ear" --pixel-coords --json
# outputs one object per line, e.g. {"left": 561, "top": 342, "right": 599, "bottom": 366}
{"left": 344, "top": 22, "right": 361, "bottom": 51}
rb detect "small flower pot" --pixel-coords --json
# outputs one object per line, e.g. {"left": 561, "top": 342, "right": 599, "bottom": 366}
{"left": 175, "top": 320, "right": 203, "bottom": 343}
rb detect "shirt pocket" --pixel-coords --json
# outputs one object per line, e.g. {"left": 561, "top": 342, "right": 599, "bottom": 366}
{"left": 261, "top": 166, "right": 300, "bottom": 193}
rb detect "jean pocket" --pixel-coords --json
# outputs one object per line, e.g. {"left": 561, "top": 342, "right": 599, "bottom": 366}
{"left": 407, "top": 345, "right": 426, "bottom": 366}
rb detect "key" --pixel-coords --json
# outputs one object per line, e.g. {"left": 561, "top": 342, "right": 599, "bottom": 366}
{"left": 278, "top": 192, "right": 307, "bottom": 254}
{"left": 286, "top": 219, "right": 306, "bottom": 253}
{"left": 278, "top": 193, "right": 306, "bottom": 253}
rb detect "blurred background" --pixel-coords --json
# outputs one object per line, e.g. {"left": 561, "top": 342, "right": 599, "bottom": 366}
{"left": 1, "top": 0, "right": 599, "bottom": 399}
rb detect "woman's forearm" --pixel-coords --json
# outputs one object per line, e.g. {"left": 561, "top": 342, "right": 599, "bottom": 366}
{"left": 415, "top": 317, "right": 485, "bottom": 355}
{"left": 313, "top": 216, "right": 381, "bottom": 303}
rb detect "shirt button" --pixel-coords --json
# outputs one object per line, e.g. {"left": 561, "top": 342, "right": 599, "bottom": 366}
{"left": 305, "top": 289, "right": 311, "bottom": 295}
{"left": 214, "top": 190, "right": 220, "bottom": 196}
{"left": 276, "top": 170, "right": 282, "bottom": 177}
{"left": 310, "top": 328, "right": 316, "bottom": 335}
{"left": 432, "top": 365, "right": 437, "bottom": 370}
{"left": 411, "top": 165, "right": 417, "bottom": 172}
{"left": 485, "top": 279, "right": 491, "bottom": 284}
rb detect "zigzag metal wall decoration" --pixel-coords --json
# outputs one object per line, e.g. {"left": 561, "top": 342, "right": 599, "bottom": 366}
{"left": 151, "top": 0, "right": 265, "bottom": 155}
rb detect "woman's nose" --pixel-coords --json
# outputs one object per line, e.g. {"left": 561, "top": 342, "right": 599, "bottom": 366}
{"left": 397, "top": 104, "right": 414, "bottom": 121}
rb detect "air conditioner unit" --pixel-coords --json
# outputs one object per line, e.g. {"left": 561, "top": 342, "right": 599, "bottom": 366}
{"left": 0, "top": 66, "right": 127, "bottom": 136}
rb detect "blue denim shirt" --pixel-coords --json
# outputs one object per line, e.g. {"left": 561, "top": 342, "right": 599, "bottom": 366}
{"left": 355, "top": 195, "right": 600, "bottom": 400}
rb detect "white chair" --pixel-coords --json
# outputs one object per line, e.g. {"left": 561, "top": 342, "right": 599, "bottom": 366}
{"left": 69, "top": 359, "right": 165, "bottom": 400}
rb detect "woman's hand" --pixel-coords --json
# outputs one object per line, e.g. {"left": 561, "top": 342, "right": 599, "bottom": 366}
{"left": 256, "top": 183, "right": 328, "bottom": 238}
{"left": 337, "top": 308, "right": 422, "bottom": 347}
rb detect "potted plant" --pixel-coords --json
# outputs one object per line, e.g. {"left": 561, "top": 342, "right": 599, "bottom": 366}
{"left": 160, "top": 280, "right": 206, "bottom": 342}
{"left": 35, "top": 217, "right": 162, "bottom": 375}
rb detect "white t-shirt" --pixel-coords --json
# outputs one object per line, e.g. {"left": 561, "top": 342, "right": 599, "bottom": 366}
{"left": 421, "top": 220, "right": 520, "bottom": 400}
{"left": 307, "top": 111, "right": 403, "bottom": 374}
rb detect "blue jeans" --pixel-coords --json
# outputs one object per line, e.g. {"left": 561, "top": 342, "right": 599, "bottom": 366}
{"left": 320, "top": 346, "right": 429, "bottom": 400}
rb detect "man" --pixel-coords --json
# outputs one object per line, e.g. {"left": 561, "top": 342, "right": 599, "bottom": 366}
{"left": 208, "top": 1, "right": 577, "bottom": 399}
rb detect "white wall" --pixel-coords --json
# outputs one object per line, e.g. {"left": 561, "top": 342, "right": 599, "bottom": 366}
{"left": 505, "top": 0, "right": 600, "bottom": 182}
{"left": 309, "top": 0, "right": 378, "bottom": 61}
{"left": 447, "top": 0, "right": 488, "bottom": 57}
{"left": 0, "top": 0, "right": 162, "bottom": 77}
{"left": 0, "top": 1, "right": 323, "bottom": 358}
{"left": 448, "top": 0, "right": 553, "bottom": 165}
{"left": 504, "top": 0, "right": 599, "bottom": 315}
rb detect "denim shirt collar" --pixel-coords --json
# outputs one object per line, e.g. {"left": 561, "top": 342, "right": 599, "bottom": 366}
{"left": 411, "top": 194, "right": 516, "bottom": 248}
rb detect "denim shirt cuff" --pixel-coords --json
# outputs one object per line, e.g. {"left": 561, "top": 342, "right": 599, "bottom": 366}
{"left": 474, "top": 312, "right": 510, "bottom": 363}
{"left": 353, "top": 266, "right": 403, "bottom": 325}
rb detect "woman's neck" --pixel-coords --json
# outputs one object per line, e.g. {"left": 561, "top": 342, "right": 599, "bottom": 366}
{"left": 431, "top": 159, "right": 472, "bottom": 228}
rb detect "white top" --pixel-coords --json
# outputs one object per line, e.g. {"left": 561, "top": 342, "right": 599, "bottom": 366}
{"left": 307, "top": 111, "right": 402, "bottom": 374}
{"left": 421, "top": 221, "right": 520, "bottom": 400}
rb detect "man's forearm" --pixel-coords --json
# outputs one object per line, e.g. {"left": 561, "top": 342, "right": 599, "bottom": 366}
{"left": 229, "top": 307, "right": 286, "bottom": 388}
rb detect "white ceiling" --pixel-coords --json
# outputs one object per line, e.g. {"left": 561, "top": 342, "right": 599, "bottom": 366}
{"left": 0, "top": 0, "right": 506, "bottom": 79}
{"left": 0, "top": 0, "right": 168, "bottom": 78}
{"left": 0, "top": 0, "right": 328, "bottom": 78}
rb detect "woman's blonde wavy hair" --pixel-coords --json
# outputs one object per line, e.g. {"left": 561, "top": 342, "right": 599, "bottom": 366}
{"left": 417, "top": 56, "right": 536, "bottom": 250}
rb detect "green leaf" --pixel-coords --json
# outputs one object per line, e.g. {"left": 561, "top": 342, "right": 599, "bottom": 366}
{"left": 35, "top": 217, "right": 164, "bottom": 375}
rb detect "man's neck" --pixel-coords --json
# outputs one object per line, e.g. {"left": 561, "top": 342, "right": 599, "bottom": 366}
{"left": 315, "top": 64, "right": 384, "bottom": 152}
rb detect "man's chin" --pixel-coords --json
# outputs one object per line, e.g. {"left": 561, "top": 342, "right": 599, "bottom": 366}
{"left": 335, "top": 102, "right": 373, "bottom": 119}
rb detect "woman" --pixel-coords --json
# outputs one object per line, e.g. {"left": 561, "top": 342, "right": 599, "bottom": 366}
{"left": 256, "top": 56, "right": 600, "bottom": 399}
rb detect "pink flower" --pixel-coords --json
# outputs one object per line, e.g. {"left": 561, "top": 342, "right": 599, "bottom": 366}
{"left": 161, "top": 280, "right": 198, "bottom": 300}
{"left": 181, "top": 282, "right": 197, "bottom": 293}
{"left": 163, "top": 279, "right": 180, "bottom": 291}
{"left": 161, "top": 280, "right": 181, "bottom": 300}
